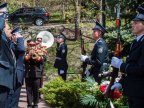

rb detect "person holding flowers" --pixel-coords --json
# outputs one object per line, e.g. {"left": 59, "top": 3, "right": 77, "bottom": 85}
{"left": 111, "top": 4, "right": 144, "bottom": 108}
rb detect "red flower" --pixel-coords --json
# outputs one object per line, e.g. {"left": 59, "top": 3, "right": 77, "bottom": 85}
{"left": 99, "top": 84, "right": 122, "bottom": 100}
{"left": 112, "top": 90, "right": 122, "bottom": 99}
{"left": 99, "top": 85, "right": 107, "bottom": 93}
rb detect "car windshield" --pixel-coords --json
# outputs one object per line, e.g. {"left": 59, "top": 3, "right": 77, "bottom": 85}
{"left": 36, "top": 8, "right": 47, "bottom": 13}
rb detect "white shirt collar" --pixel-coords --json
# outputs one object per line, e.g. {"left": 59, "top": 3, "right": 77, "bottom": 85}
{"left": 95, "top": 38, "right": 101, "bottom": 43}
{"left": 136, "top": 34, "right": 144, "bottom": 42}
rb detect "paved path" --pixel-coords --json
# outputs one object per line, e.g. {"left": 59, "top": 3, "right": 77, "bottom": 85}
{"left": 18, "top": 75, "right": 77, "bottom": 108}
{"left": 18, "top": 82, "right": 50, "bottom": 108}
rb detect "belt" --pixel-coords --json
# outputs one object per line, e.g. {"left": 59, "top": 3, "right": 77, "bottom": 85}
{"left": 103, "top": 63, "right": 108, "bottom": 65}
{"left": 56, "top": 57, "right": 62, "bottom": 60}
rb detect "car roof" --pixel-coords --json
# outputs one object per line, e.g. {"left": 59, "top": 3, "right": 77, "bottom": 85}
{"left": 18, "top": 7, "right": 45, "bottom": 10}
{"left": 9, "top": 7, "right": 47, "bottom": 14}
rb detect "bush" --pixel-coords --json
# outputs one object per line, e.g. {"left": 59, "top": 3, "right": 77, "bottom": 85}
{"left": 40, "top": 77, "right": 90, "bottom": 108}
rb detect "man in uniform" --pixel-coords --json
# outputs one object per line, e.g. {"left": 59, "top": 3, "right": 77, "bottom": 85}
{"left": 7, "top": 27, "right": 25, "bottom": 108}
{"left": 0, "top": 3, "right": 16, "bottom": 108}
{"left": 25, "top": 40, "right": 45, "bottom": 108}
{"left": 54, "top": 34, "right": 68, "bottom": 81}
{"left": 110, "top": 5, "right": 144, "bottom": 108}
{"left": 80, "top": 21, "right": 109, "bottom": 84}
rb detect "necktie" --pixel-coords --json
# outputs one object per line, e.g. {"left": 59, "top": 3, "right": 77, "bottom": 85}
{"left": 130, "top": 40, "right": 137, "bottom": 51}
{"left": 11, "top": 49, "right": 16, "bottom": 67}
{"left": 132, "top": 40, "right": 137, "bottom": 48}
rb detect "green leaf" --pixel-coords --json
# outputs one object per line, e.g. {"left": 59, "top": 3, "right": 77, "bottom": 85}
{"left": 80, "top": 94, "right": 97, "bottom": 106}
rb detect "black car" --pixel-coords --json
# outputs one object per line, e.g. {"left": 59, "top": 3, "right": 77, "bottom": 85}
{"left": 9, "top": 7, "right": 50, "bottom": 26}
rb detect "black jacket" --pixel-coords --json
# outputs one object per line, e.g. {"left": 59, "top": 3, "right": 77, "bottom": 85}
{"left": 54, "top": 43, "right": 68, "bottom": 69}
{"left": 25, "top": 58, "right": 44, "bottom": 78}
{"left": 0, "top": 33, "right": 16, "bottom": 89}
{"left": 120, "top": 35, "right": 144, "bottom": 97}
{"left": 85, "top": 38, "right": 109, "bottom": 82}
{"left": 11, "top": 37, "right": 25, "bottom": 85}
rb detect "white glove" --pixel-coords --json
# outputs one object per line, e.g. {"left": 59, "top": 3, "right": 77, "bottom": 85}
{"left": 60, "top": 70, "right": 64, "bottom": 74}
{"left": 84, "top": 69, "right": 90, "bottom": 76}
{"left": 80, "top": 55, "right": 88, "bottom": 62}
{"left": 111, "top": 57, "right": 123, "bottom": 69}
{"left": 111, "top": 82, "right": 122, "bottom": 90}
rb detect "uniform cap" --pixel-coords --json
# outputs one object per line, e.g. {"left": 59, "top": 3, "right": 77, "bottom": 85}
{"left": 11, "top": 27, "right": 21, "bottom": 34}
{"left": 0, "top": 3, "right": 8, "bottom": 19}
{"left": 27, "top": 39, "right": 32, "bottom": 42}
{"left": 133, "top": 4, "right": 144, "bottom": 21}
{"left": 29, "top": 40, "right": 36, "bottom": 46}
{"left": 92, "top": 21, "right": 108, "bottom": 33}
{"left": 0, "top": 2, "right": 7, "bottom": 10}
{"left": 57, "top": 34, "right": 65, "bottom": 40}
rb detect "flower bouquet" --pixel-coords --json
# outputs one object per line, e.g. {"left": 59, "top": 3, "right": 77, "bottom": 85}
{"left": 99, "top": 81, "right": 122, "bottom": 100}
{"left": 80, "top": 77, "right": 128, "bottom": 108}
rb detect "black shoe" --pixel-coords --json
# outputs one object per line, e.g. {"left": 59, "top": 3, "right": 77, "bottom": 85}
{"left": 27, "top": 105, "right": 32, "bottom": 108}
{"left": 33, "top": 105, "right": 38, "bottom": 108}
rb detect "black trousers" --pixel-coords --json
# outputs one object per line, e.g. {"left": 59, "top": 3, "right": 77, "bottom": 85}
{"left": 58, "top": 67, "right": 68, "bottom": 81}
{"left": 128, "top": 96, "right": 144, "bottom": 108}
{"left": 25, "top": 78, "right": 41, "bottom": 106}
{"left": 0, "top": 86, "right": 9, "bottom": 108}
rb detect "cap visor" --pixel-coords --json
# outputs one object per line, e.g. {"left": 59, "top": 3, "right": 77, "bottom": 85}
{"left": 133, "top": 18, "right": 144, "bottom": 21}
{"left": 92, "top": 28, "right": 108, "bottom": 33}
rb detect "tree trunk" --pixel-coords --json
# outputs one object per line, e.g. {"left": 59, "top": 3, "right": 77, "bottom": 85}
{"left": 33, "top": 0, "right": 35, "bottom": 7}
{"left": 100, "top": 0, "right": 106, "bottom": 27}
{"left": 62, "top": 2, "right": 65, "bottom": 20}
{"left": 74, "top": 0, "right": 82, "bottom": 39}
{"left": 75, "top": 0, "right": 81, "bottom": 25}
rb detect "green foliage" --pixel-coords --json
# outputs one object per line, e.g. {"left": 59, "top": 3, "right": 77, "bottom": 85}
{"left": 40, "top": 77, "right": 89, "bottom": 108}
{"left": 65, "top": 11, "right": 75, "bottom": 23}
{"left": 44, "top": 61, "right": 56, "bottom": 73}
{"left": 80, "top": 77, "right": 107, "bottom": 107}
{"left": 104, "top": 20, "right": 134, "bottom": 56}
{"left": 49, "top": 11, "right": 65, "bottom": 23}
{"left": 44, "top": 63, "right": 57, "bottom": 82}
{"left": 81, "top": 94, "right": 97, "bottom": 107}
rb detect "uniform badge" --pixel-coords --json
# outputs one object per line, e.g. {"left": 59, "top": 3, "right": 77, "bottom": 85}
{"left": 98, "top": 47, "right": 103, "bottom": 53}
{"left": 62, "top": 49, "right": 65, "bottom": 53}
